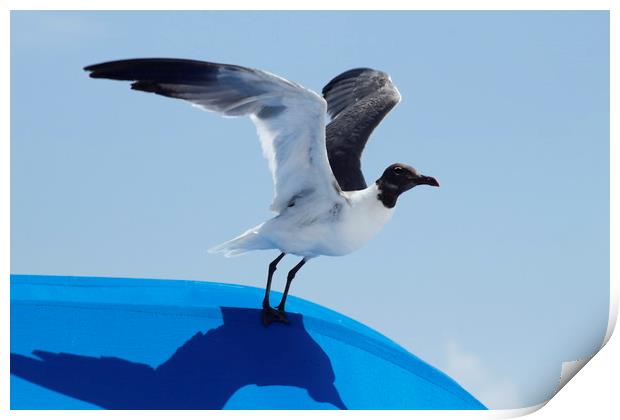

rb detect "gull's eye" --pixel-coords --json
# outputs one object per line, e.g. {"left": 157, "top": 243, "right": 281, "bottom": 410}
{"left": 393, "top": 166, "right": 403, "bottom": 175}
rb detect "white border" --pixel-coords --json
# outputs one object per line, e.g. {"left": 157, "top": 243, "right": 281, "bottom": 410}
{"left": 0, "top": 0, "right": 617, "bottom": 11}
{"left": 2, "top": 1, "right": 617, "bottom": 419}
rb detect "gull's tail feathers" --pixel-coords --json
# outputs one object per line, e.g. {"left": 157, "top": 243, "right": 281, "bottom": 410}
{"left": 208, "top": 224, "right": 273, "bottom": 258}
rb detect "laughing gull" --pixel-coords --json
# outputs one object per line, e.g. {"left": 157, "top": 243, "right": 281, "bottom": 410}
{"left": 84, "top": 59, "right": 439, "bottom": 325}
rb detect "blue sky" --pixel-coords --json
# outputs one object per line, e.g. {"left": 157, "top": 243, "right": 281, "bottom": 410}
{"left": 11, "top": 11, "right": 609, "bottom": 409}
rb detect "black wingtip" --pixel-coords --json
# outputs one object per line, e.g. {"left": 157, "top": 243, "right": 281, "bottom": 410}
{"left": 83, "top": 61, "right": 128, "bottom": 80}
{"left": 82, "top": 58, "right": 225, "bottom": 84}
{"left": 83, "top": 61, "right": 119, "bottom": 78}
{"left": 83, "top": 63, "right": 100, "bottom": 78}
{"left": 130, "top": 81, "right": 162, "bottom": 94}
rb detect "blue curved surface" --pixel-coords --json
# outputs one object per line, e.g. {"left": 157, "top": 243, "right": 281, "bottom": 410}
{"left": 10, "top": 274, "right": 486, "bottom": 410}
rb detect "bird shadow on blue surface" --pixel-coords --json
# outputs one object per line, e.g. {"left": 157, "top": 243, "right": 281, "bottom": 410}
{"left": 10, "top": 307, "right": 347, "bottom": 409}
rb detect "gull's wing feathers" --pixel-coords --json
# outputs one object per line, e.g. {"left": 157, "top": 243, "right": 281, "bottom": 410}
{"left": 85, "top": 58, "right": 342, "bottom": 212}
{"left": 322, "top": 68, "right": 401, "bottom": 191}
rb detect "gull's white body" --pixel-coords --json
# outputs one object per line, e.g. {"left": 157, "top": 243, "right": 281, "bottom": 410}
{"left": 213, "top": 183, "right": 394, "bottom": 258}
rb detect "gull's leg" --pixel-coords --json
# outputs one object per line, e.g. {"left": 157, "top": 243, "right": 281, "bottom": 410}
{"left": 276, "top": 258, "right": 307, "bottom": 315}
{"left": 262, "top": 252, "right": 286, "bottom": 326}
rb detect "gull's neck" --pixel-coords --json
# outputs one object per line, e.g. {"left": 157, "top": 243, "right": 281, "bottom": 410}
{"left": 337, "top": 183, "right": 394, "bottom": 254}
{"left": 344, "top": 183, "right": 396, "bottom": 212}
{"left": 375, "top": 179, "right": 400, "bottom": 208}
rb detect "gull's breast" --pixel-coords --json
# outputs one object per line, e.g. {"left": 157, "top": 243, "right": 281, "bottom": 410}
{"left": 258, "top": 186, "right": 394, "bottom": 257}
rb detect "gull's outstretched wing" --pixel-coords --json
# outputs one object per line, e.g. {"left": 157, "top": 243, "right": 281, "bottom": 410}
{"left": 323, "top": 68, "right": 401, "bottom": 191}
{"left": 85, "top": 58, "right": 342, "bottom": 212}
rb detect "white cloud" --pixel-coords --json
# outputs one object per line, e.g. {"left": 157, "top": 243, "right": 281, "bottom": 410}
{"left": 443, "top": 340, "right": 523, "bottom": 409}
